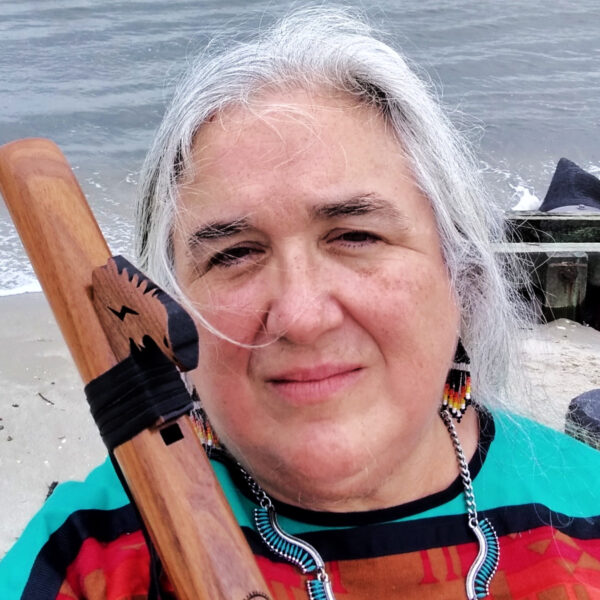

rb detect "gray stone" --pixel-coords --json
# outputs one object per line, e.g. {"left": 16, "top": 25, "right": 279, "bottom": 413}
{"left": 565, "top": 389, "right": 600, "bottom": 450}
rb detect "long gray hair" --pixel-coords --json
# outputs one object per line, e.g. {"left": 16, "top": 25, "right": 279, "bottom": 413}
{"left": 136, "top": 6, "right": 533, "bottom": 415}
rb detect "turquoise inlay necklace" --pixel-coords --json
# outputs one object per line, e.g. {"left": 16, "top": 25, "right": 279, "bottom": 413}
{"left": 440, "top": 408, "right": 500, "bottom": 599}
{"left": 236, "top": 407, "right": 499, "bottom": 600}
{"left": 239, "top": 467, "right": 336, "bottom": 600}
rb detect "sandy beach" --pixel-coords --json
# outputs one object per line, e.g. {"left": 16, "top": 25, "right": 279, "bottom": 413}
{"left": 0, "top": 293, "right": 105, "bottom": 557}
{"left": 1, "top": 291, "right": 600, "bottom": 558}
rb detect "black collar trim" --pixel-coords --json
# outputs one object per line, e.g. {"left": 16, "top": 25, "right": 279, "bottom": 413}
{"left": 243, "top": 503, "right": 600, "bottom": 561}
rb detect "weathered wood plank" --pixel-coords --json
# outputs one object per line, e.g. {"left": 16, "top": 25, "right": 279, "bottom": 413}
{"left": 494, "top": 242, "right": 600, "bottom": 325}
{"left": 495, "top": 242, "right": 600, "bottom": 253}
{"left": 505, "top": 212, "right": 600, "bottom": 244}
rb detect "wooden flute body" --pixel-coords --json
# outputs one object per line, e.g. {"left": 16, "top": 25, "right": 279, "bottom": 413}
{"left": 0, "top": 138, "right": 271, "bottom": 600}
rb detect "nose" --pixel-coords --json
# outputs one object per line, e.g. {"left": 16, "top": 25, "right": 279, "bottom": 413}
{"left": 264, "top": 253, "right": 344, "bottom": 345}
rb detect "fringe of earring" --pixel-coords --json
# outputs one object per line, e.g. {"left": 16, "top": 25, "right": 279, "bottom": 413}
{"left": 189, "top": 389, "right": 221, "bottom": 453}
{"left": 442, "top": 339, "right": 472, "bottom": 422}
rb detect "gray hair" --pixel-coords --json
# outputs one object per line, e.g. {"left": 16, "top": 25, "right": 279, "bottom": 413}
{"left": 136, "top": 6, "right": 533, "bottom": 416}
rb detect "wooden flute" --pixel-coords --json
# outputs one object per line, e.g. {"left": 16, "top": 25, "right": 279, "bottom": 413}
{"left": 0, "top": 138, "right": 271, "bottom": 600}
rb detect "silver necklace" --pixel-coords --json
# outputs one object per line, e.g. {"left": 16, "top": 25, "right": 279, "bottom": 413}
{"left": 439, "top": 408, "right": 500, "bottom": 599}
{"left": 237, "top": 407, "right": 499, "bottom": 600}
{"left": 240, "top": 468, "right": 336, "bottom": 600}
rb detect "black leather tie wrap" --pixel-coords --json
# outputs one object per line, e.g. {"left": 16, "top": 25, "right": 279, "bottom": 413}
{"left": 84, "top": 337, "right": 193, "bottom": 451}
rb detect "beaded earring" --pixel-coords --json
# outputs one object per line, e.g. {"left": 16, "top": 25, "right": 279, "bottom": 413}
{"left": 189, "top": 389, "right": 221, "bottom": 453}
{"left": 442, "top": 339, "right": 471, "bottom": 421}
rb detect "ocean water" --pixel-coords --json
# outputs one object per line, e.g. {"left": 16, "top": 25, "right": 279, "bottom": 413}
{"left": 1, "top": 0, "right": 599, "bottom": 295}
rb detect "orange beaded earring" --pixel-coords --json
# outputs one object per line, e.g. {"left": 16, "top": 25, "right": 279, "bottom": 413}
{"left": 442, "top": 340, "right": 471, "bottom": 422}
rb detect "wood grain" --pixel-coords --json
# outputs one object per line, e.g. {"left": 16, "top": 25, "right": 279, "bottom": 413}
{"left": 0, "top": 138, "right": 272, "bottom": 600}
{"left": 0, "top": 138, "right": 114, "bottom": 382}
{"left": 92, "top": 255, "right": 198, "bottom": 372}
{"left": 116, "top": 421, "right": 271, "bottom": 599}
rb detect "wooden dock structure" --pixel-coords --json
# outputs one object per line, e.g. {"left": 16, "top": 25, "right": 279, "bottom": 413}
{"left": 501, "top": 212, "right": 600, "bottom": 327}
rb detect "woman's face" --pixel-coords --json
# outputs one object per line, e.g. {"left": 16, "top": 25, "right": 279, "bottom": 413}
{"left": 173, "top": 90, "right": 461, "bottom": 510}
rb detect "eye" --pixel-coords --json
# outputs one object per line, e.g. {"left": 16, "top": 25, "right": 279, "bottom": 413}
{"left": 329, "top": 229, "right": 382, "bottom": 247}
{"left": 207, "top": 244, "right": 264, "bottom": 269}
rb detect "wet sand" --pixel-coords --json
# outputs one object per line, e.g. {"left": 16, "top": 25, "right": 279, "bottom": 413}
{"left": 1, "top": 292, "right": 599, "bottom": 557}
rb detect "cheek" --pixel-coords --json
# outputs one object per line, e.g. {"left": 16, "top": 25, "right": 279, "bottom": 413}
{"left": 193, "top": 313, "right": 253, "bottom": 389}
{"left": 180, "top": 278, "right": 270, "bottom": 442}
{"left": 183, "top": 286, "right": 258, "bottom": 407}
{"left": 189, "top": 330, "right": 254, "bottom": 446}
{"left": 185, "top": 278, "right": 267, "bottom": 345}
{"left": 358, "top": 260, "right": 459, "bottom": 363}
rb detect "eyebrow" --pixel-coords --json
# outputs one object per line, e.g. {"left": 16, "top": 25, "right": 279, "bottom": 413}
{"left": 312, "top": 194, "right": 407, "bottom": 222}
{"left": 186, "top": 194, "right": 408, "bottom": 248}
{"left": 188, "top": 217, "right": 250, "bottom": 248}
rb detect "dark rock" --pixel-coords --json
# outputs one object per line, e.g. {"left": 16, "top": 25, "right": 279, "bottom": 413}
{"left": 540, "top": 158, "right": 600, "bottom": 213}
{"left": 565, "top": 389, "right": 600, "bottom": 449}
{"left": 45, "top": 481, "right": 59, "bottom": 500}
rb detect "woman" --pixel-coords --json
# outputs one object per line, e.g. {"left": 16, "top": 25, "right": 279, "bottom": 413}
{"left": 2, "top": 7, "right": 599, "bottom": 600}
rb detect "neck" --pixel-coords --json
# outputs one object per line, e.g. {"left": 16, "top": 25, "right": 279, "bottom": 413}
{"left": 254, "top": 409, "right": 480, "bottom": 513}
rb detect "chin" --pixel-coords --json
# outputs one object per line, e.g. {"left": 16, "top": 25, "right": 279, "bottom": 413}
{"left": 248, "top": 432, "right": 383, "bottom": 510}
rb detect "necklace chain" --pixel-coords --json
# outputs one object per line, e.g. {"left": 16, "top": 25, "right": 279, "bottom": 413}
{"left": 240, "top": 467, "right": 273, "bottom": 510}
{"left": 439, "top": 407, "right": 479, "bottom": 527}
{"left": 230, "top": 407, "right": 499, "bottom": 600}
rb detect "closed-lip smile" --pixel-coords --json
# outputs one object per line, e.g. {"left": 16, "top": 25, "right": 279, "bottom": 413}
{"left": 266, "top": 364, "right": 363, "bottom": 404}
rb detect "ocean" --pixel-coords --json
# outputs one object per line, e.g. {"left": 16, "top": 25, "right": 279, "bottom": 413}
{"left": 1, "top": 0, "right": 599, "bottom": 295}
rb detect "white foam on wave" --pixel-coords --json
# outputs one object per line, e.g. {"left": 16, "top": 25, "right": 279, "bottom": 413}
{"left": 587, "top": 163, "right": 600, "bottom": 177}
{"left": 0, "top": 279, "right": 42, "bottom": 297}
{"left": 510, "top": 184, "right": 542, "bottom": 211}
{"left": 0, "top": 223, "right": 40, "bottom": 296}
{"left": 479, "top": 160, "right": 545, "bottom": 211}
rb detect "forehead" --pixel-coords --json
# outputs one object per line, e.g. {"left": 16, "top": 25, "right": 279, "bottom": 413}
{"left": 187, "top": 90, "right": 399, "bottom": 178}
{"left": 195, "top": 88, "right": 395, "bottom": 157}
{"left": 176, "top": 89, "right": 429, "bottom": 227}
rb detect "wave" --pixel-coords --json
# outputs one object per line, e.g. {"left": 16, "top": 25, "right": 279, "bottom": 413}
{"left": 0, "top": 279, "right": 42, "bottom": 297}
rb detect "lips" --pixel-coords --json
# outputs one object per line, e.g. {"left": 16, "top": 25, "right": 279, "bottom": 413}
{"left": 266, "top": 364, "right": 363, "bottom": 404}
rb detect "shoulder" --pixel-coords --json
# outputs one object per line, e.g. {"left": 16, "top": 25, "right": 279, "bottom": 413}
{"left": 0, "top": 453, "right": 253, "bottom": 600}
{"left": 0, "top": 457, "right": 136, "bottom": 599}
{"left": 477, "top": 409, "right": 600, "bottom": 520}
{"left": 470, "top": 411, "right": 600, "bottom": 593}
